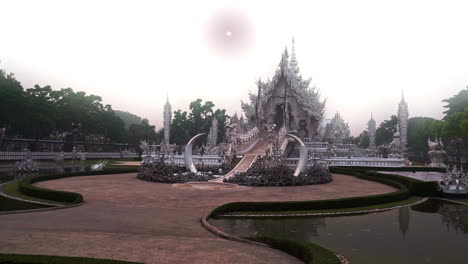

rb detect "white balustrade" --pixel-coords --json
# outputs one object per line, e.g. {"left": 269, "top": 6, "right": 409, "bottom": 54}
{"left": 0, "top": 151, "right": 138, "bottom": 160}
{"left": 285, "top": 157, "right": 405, "bottom": 168}
{"left": 238, "top": 127, "right": 259, "bottom": 144}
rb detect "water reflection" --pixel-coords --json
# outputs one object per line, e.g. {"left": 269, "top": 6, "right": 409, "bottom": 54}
{"left": 0, "top": 162, "right": 90, "bottom": 183}
{"left": 211, "top": 199, "right": 468, "bottom": 264}
{"left": 398, "top": 206, "right": 410, "bottom": 237}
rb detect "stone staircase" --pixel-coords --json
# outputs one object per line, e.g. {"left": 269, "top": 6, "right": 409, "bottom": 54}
{"left": 212, "top": 138, "right": 269, "bottom": 182}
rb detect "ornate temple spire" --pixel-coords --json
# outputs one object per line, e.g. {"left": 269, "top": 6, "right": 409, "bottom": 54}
{"left": 289, "top": 37, "right": 299, "bottom": 76}
{"left": 280, "top": 46, "right": 289, "bottom": 70}
{"left": 163, "top": 95, "right": 172, "bottom": 144}
{"left": 398, "top": 91, "right": 409, "bottom": 148}
{"left": 368, "top": 113, "right": 376, "bottom": 149}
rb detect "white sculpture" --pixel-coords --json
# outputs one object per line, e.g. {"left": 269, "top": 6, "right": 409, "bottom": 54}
{"left": 427, "top": 137, "right": 447, "bottom": 167}
{"left": 437, "top": 167, "right": 467, "bottom": 195}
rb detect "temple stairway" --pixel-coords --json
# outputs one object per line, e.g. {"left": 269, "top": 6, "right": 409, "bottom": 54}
{"left": 212, "top": 137, "right": 269, "bottom": 182}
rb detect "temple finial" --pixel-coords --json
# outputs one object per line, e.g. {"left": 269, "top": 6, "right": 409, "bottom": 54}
{"left": 292, "top": 36, "right": 295, "bottom": 52}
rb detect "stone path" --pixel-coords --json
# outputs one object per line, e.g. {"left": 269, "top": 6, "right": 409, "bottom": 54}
{"left": 0, "top": 173, "right": 396, "bottom": 264}
{"left": 214, "top": 138, "right": 269, "bottom": 182}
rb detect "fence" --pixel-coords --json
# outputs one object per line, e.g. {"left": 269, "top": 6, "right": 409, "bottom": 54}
{"left": 285, "top": 157, "right": 405, "bottom": 168}
{"left": 0, "top": 151, "right": 138, "bottom": 161}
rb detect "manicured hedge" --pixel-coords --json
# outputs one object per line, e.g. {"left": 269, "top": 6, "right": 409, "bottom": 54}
{"left": 18, "top": 168, "right": 138, "bottom": 205}
{"left": 210, "top": 167, "right": 435, "bottom": 216}
{"left": 251, "top": 236, "right": 340, "bottom": 264}
{"left": 337, "top": 166, "right": 446, "bottom": 173}
{"left": 0, "top": 253, "right": 143, "bottom": 264}
{"left": 332, "top": 167, "right": 440, "bottom": 197}
{"left": 0, "top": 195, "right": 51, "bottom": 212}
{"left": 211, "top": 177, "right": 409, "bottom": 215}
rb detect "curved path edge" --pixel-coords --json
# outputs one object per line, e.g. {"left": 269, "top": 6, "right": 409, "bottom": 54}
{"left": 0, "top": 180, "right": 86, "bottom": 215}
{"left": 201, "top": 213, "right": 350, "bottom": 264}
{"left": 217, "top": 197, "right": 429, "bottom": 218}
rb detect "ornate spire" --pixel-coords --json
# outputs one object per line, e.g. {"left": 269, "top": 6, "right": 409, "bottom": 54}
{"left": 163, "top": 95, "right": 172, "bottom": 144}
{"left": 398, "top": 91, "right": 409, "bottom": 148}
{"left": 368, "top": 112, "right": 376, "bottom": 149}
{"left": 280, "top": 46, "right": 289, "bottom": 70}
{"left": 289, "top": 37, "right": 299, "bottom": 76}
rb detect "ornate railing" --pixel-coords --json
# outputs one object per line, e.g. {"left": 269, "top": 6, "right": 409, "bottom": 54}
{"left": 238, "top": 127, "right": 259, "bottom": 144}
{"left": 0, "top": 151, "right": 138, "bottom": 160}
{"left": 150, "top": 154, "right": 223, "bottom": 167}
{"left": 285, "top": 157, "right": 405, "bottom": 167}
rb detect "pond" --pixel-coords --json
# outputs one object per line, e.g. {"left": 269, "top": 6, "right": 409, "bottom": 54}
{"left": 210, "top": 199, "right": 468, "bottom": 264}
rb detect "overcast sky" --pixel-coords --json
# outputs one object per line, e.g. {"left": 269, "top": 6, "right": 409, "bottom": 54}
{"left": 1, "top": 0, "right": 467, "bottom": 135}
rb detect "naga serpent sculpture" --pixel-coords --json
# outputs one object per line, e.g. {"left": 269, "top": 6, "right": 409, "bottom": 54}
{"left": 286, "top": 133, "right": 308, "bottom": 176}
{"left": 184, "top": 133, "right": 206, "bottom": 173}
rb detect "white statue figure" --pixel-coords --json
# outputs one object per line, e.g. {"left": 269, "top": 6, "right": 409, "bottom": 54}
{"left": 427, "top": 137, "right": 447, "bottom": 167}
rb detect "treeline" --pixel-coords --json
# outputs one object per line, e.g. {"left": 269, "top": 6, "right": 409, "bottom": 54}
{"left": 353, "top": 88, "right": 468, "bottom": 162}
{"left": 0, "top": 71, "right": 230, "bottom": 149}
{"left": 0, "top": 71, "right": 160, "bottom": 146}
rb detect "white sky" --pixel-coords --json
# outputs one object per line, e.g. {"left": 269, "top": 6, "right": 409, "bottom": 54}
{"left": 1, "top": 0, "right": 467, "bottom": 136}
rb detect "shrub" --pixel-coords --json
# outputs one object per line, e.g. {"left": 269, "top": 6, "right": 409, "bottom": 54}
{"left": 137, "top": 160, "right": 216, "bottom": 183}
{"left": 0, "top": 195, "right": 51, "bottom": 212}
{"left": 224, "top": 160, "right": 332, "bottom": 187}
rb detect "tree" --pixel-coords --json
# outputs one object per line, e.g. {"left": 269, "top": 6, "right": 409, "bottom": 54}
{"left": 375, "top": 115, "right": 398, "bottom": 146}
{"left": 171, "top": 99, "right": 230, "bottom": 145}
{"left": 407, "top": 117, "right": 444, "bottom": 162}
{"left": 442, "top": 109, "right": 468, "bottom": 164}
{"left": 357, "top": 131, "right": 370, "bottom": 148}
{"left": 127, "top": 119, "right": 157, "bottom": 146}
{"left": 442, "top": 87, "right": 468, "bottom": 118}
{"left": 114, "top": 110, "right": 143, "bottom": 129}
{"left": 170, "top": 110, "right": 191, "bottom": 145}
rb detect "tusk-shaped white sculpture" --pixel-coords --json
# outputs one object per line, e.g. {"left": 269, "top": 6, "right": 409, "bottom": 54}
{"left": 286, "top": 134, "right": 308, "bottom": 176}
{"left": 184, "top": 133, "right": 206, "bottom": 173}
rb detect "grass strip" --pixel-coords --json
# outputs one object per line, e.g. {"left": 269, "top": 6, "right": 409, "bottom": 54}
{"left": 0, "top": 253, "right": 143, "bottom": 264}
{"left": 220, "top": 196, "right": 423, "bottom": 216}
{"left": 250, "top": 236, "right": 341, "bottom": 264}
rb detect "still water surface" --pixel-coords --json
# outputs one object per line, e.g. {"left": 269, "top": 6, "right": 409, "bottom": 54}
{"left": 210, "top": 199, "right": 468, "bottom": 264}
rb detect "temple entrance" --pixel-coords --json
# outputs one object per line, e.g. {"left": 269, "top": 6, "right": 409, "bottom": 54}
{"left": 273, "top": 103, "right": 294, "bottom": 130}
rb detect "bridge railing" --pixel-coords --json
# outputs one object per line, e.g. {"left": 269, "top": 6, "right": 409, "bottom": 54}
{"left": 238, "top": 127, "right": 259, "bottom": 144}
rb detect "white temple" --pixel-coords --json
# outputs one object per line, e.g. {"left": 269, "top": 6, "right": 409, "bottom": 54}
{"left": 241, "top": 38, "right": 325, "bottom": 139}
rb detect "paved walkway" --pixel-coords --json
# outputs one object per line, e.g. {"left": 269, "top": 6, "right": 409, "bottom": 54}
{"left": 0, "top": 173, "right": 395, "bottom": 264}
